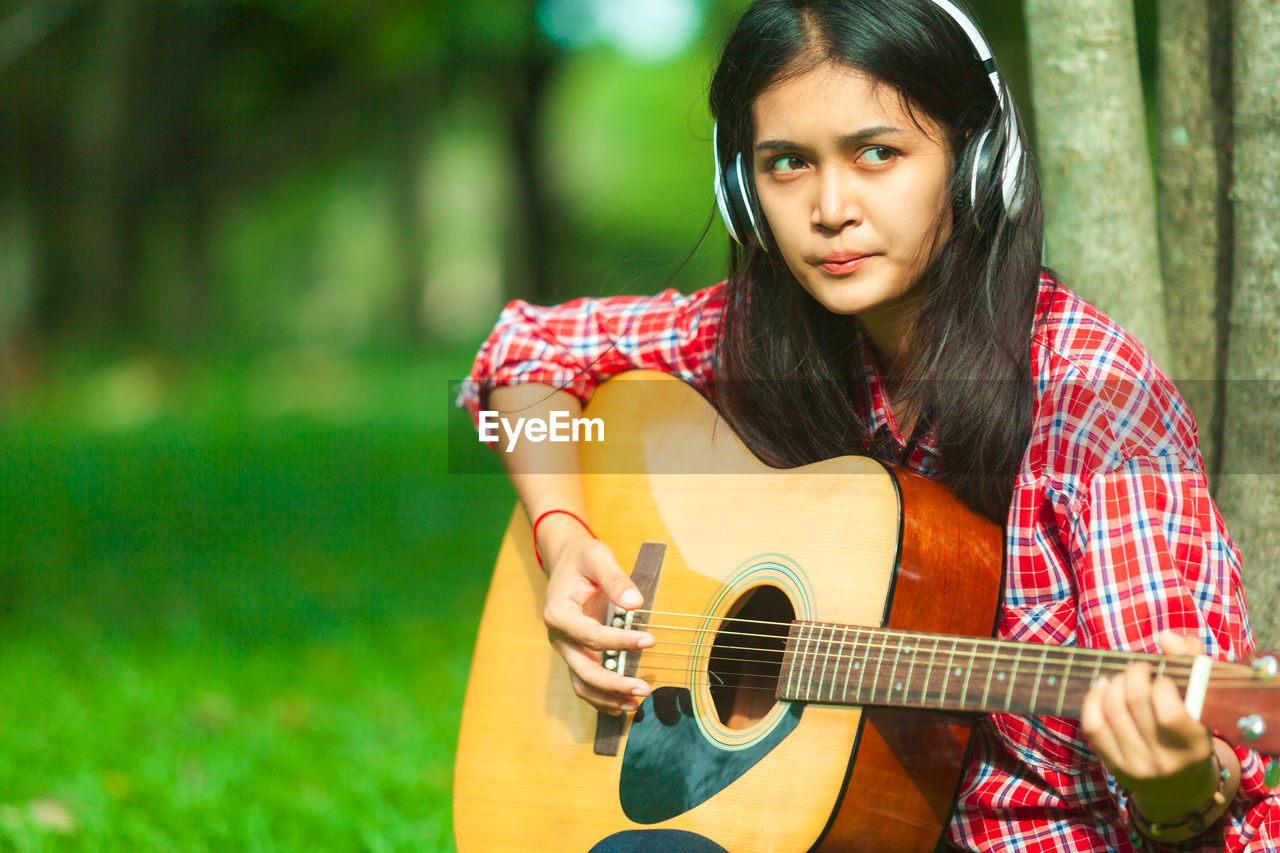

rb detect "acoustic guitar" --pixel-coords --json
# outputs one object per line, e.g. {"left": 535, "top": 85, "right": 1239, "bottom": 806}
{"left": 453, "top": 371, "right": 1280, "bottom": 852}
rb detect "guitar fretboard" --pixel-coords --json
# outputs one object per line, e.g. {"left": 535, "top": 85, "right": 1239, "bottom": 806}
{"left": 778, "top": 620, "right": 1172, "bottom": 717}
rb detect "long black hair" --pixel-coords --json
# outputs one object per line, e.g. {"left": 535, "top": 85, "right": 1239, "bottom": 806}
{"left": 708, "top": 0, "right": 1045, "bottom": 524}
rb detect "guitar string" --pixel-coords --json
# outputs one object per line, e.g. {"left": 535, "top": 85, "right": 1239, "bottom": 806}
{"left": 605, "top": 657, "right": 1100, "bottom": 705}
{"left": 636, "top": 606, "right": 1260, "bottom": 670}
{"left": 625, "top": 611, "right": 1262, "bottom": 679}
{"left": 616, "top": 652, "right": 1262, "bottom": 707}
{"left": 622, "top": 629, "right": 1264, "bottom": 684}
{"left": 606, "top": 666, "right": 1074, "bottom": 706}
{"left": 625, "top": 635, "right": 1219, "bottom": 681}
{"left": 636, "top": 607, "right": 1244, "bottom": 663}
{"left": 639, "top": 625, "right": 1203, "bottom": 671}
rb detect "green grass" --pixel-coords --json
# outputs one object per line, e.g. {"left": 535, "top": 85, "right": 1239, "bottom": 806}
{"left": 0, "top": 353, "right": 512, "bottom": 850}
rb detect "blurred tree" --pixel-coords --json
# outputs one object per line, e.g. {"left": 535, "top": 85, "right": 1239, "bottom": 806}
{"left": 1025, "top": 0, "right": 1170, "bottom": 369}
{"left": 1156, "top": 0, "right": 1231, "bottom": 475}
{"left": 0, "top": 0, "right": 567, "bottom": 350}
{"left": 1218, "top": 0, "right": 1280, "bottom": 649}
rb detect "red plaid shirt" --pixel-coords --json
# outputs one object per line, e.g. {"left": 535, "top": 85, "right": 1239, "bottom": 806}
{"left": 459, "top": 273, "right": 1279, "bottom": 851}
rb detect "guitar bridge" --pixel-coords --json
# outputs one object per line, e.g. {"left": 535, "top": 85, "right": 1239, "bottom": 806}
{"left": 594, "top": 542, "right": 665, "bottom": 756}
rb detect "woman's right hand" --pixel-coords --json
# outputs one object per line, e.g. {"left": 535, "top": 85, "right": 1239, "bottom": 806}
{"left": 540, "top": 524, "right": 655, "bottom": 715}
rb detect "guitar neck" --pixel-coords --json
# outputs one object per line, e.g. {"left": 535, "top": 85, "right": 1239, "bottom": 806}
{"left": 777, "top": 620, "right": 1238, "bottom": 719}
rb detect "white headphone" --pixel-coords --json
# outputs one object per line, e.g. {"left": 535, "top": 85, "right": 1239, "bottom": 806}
{"left": 713, "top": 0, "right": 1026, "bottom": 250}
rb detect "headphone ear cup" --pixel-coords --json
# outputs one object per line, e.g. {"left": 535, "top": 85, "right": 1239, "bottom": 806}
{"left": 723, "top": 152, "right": 767, "bottom": 249}
{"left": 714, "top": 153, "right": 745, "bottom": 246}
{"left": 969, "top": 117, "right": 1026, "bottom": 220}
{"left": 969, "top": 128, "right": 998, "bottom": 215}
{"left": 713, "top": 123, "right": 769, "bottom": 250}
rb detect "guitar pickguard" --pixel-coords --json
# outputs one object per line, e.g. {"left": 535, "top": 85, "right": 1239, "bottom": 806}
{"left": 619, "top": 686, "right": 804, "bottom": 824}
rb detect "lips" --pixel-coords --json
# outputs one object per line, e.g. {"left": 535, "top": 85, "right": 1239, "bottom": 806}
{"left": 817, "top": 252, "right": 877, "bottom": 275}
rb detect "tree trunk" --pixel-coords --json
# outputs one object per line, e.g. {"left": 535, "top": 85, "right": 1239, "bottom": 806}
{"left": 501, "top": 33, "right": 559, "bottom": 304}
{"left": 68, "top": 0, "right": 154, "bottom": 338}
{"left": 1217, "top": 0, "right": 1280, "bottom": 651}
{"left": 1156, "top": 0, "right": 1230, "bottom": 479}
{"left": 1025, "top": 0, "right": 1170, "bottom": 369}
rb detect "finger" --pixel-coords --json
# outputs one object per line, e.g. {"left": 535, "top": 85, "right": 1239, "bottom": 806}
{"left": 1156, "top": 631, "right": 1207, "bottom": 658}
{"left": 568, "top": 671, "right": 639, "bottom": 715}
{"left": 1081, "top": 677, "right": 1123, "bottom": 767}
{"left": 1151, "top": 677, "right": 1211, "bottom": 751}
{"left": 1101, "top": 668, "right": 1156, "bottom": 775}
{"left": 557, "top": 640, "right": 652, "bottom": 702}
{"left": 545, "top": 602, "right": 656, "bottom": 653}
{"left": 579, "top": 543, "right": 644, "bottom": 611}
{"left": 1122, "top": 660, "right": 1160, "bottom": 746}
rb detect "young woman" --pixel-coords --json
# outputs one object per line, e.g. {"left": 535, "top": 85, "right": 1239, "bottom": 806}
{"left": 458, "top": 0, "right": 1278, "bottom": 849}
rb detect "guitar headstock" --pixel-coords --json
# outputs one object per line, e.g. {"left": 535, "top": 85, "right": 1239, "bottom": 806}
{"left": 1203, "top": 650, "right": 1280, "bottom": 784}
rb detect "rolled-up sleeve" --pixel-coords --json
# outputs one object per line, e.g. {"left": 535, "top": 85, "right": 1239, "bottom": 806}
{"left": 455, "top": 285, "right": 724, "bottom": 427}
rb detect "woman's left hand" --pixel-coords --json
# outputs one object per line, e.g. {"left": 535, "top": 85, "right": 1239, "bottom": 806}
{"left": 1080, "top": 632, "right": 1222, "bottom": 824}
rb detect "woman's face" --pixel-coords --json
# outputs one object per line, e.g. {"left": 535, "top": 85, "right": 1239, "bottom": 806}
{"left": 751, "top": 62, "right": 952, "bottom": 350}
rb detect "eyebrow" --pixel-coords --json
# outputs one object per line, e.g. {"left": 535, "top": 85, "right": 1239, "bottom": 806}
{"left": 755, "top": 125, "right": 905, "bottom": 152}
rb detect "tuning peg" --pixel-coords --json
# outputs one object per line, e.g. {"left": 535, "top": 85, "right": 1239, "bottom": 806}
{"left": 1252, "top": 655, "right": 1278, "bottom": 678}
{"left": 1266, "top": 759, "right": 1280, "bottom": 790}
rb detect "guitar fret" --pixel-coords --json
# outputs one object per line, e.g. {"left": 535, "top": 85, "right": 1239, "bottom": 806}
{"left": 839, "top": 626, "right": 852, "bottom": 703}
{"left": 823, "top": 625, "right": 839, "bottom": 701}
{"left": 939, "top": 639, "right": 958, "bottom": 709}
{"left": 920, "top": 637, "right": 939, "bottom": 705}
{"left": 1028, "top": 647, "right": 1048, "bottom": 712}
{"left": 886, "top": 634, "right": 904, "bottom": 704}
{"left": 784, "top": 623, "right": 796, "bottom": 698}
{"left": 854, "top": 627, "right": 870, "bottom": 702}
{"left": 903, "top": 636, "right": 920, "bottom": 707}
{"left": 868, "top": 629, "right": 888, "bottom": 703}
{"left": 793, "top": 622, "right": 812, "bottom": 699}
{"left": 1055, "top": 652, "right": 1073, "bottom": 715}
{"left": 815, "top": 625, "right": 831, "bottom": 701}
{"left": 959, "top": 641, "right": 977, "bottom": 711}
{"left": 1004, "top": 646, "right": 1023, "bottom": 712}
{"left": 980, "top": 642, "right": 997, "bottom": 709}
{"left": 804, "top": 624, "right": 820, "bottom": 700}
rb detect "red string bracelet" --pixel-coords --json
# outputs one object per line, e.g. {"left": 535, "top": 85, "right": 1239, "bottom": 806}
{"left": 531, "top": 509, "right": 596, "bottom": 571}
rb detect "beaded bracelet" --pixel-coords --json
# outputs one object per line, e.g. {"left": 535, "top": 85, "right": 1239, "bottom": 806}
{"left": 1126, "top": 752, "right": 1230, "bottom": 843}
{"left": 531, "top": 509, "right": 596, "bottom": 571}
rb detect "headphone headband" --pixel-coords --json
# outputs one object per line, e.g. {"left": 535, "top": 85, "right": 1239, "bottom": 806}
{"left": 713, "top": 0, "right": 1025, "bottom": 248}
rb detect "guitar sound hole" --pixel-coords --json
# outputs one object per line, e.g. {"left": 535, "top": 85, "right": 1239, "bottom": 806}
{"left": 708, "top": 586, "right": 794, "bottom": 729}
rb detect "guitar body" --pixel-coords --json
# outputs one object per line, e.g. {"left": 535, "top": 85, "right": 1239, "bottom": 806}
{"left": 453, "top": 372, "right": 1004, "bottom": 852}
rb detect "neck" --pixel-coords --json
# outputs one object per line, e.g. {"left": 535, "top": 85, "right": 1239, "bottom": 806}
{"left": 777, "top": 621, "right": 1212, "bottom": 719}
{"left": 857, "top": 299, "right": 917, "bottom": 373}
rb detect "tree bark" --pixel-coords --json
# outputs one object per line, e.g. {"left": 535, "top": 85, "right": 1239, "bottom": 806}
{"left": 1156, "top": 0, "right": 1228, "bottom": 478}
{"left": 1217, "top": 0, "right": 1280, "bottom": 650}
{"left": 1025, "top": 0, "right": 1170, "bottom": 369}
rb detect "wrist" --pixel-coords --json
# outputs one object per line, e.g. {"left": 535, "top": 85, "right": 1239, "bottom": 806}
{"left": 531, "top": 509, "right": 595, "bottom": 572}
{"left": 1126, "top": 738, "right": 1239, "bottom": 844}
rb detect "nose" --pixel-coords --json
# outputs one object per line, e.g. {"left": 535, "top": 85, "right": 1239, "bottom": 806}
{"left": 812, "top": 167, "right": 863, "bottom": 231}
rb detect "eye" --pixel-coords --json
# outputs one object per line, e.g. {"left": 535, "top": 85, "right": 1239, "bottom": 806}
{"left": 769, "top": 155, "right": 807, "bottom": 174}
{"left": 858, "top": 146, "right": 898, "bottom": 166}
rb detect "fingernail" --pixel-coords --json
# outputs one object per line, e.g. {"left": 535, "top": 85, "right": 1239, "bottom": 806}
{"left": 1094, "top": 677, "right": 1110, "bottom": 690}
{"left": 631, "top": 686, "right": 650, "bottom": 697}
{"left": 620, "top": 590, "right": 642, "bottom": 609}
{"left": 620, "top": 703, "right": 636, "bottom": 713}
{"left": 637, "top": 635, "right": 655, "bottom": 648}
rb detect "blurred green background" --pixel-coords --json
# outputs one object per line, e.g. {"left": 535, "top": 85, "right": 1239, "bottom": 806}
{"left": 0, "top": 0, "right": 1160, "bottom": 848}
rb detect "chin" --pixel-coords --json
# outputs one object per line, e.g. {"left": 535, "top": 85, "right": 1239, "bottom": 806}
{"left": 804, "top": 284, "right": 881, "bottom": 316}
